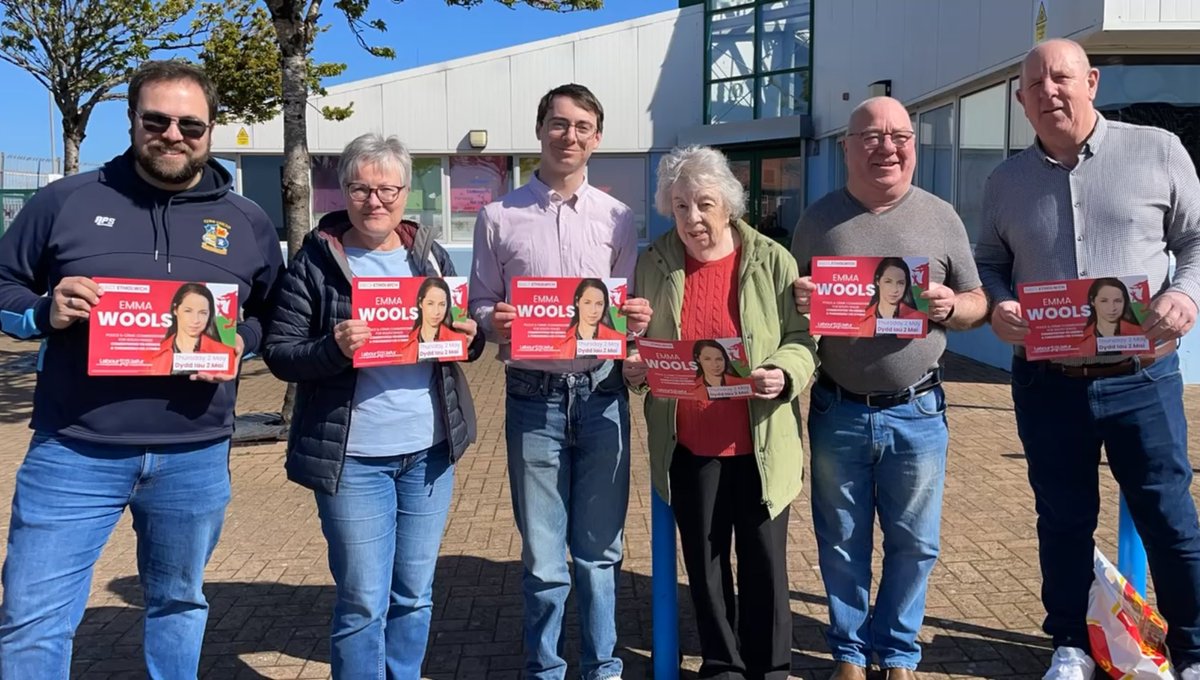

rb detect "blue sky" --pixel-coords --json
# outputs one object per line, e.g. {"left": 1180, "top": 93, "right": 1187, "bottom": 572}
{"left": 0, "top": 0, "right": 677, "bottom": 166}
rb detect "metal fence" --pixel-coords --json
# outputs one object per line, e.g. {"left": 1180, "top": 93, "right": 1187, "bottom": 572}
{"left": 0, "top": 153, "right": 103, "bottom": 233}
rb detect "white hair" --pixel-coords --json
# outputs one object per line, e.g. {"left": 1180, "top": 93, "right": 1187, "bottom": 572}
{"left": 654, "top": 145, "right": 747, "bottom": 220}
{"left": 338, "top": 133, "right": 412, "bottom": 190}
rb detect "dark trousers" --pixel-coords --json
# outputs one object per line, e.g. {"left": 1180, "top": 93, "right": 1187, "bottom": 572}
{"left": 1011, "top": 353, "right": 1200, "bottom": 667}
{"left": 669, "top": 447, "right": 792, "bottom": 680}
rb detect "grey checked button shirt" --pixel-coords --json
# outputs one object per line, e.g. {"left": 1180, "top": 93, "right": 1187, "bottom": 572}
{"left": 975, "top": 114, "right": 1200, "bottom": 340}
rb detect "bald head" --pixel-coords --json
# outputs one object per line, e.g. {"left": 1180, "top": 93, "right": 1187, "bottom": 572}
{"left": 842, "top": 96, "right": 915, "bottom": 210}
{"left": 1016, "top": 38, "right": 1099, "bottom": 157}
{"left": 848, "top": 96, "right": 909, "bottom": 133}
{"left": 1022, "top": 38, "right": 1091, "bottom": 82}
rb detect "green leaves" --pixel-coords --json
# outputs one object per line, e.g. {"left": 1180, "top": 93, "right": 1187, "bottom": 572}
{"left": 206, "top": 0, "right": 604, "bottom": 125}
{"left": 0, "top": 0, "right": 206, "bottom": 172}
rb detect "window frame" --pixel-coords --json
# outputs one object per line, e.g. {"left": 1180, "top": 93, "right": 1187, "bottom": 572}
{"left": 704, "top": 0, "right": 812, "bottom": 124}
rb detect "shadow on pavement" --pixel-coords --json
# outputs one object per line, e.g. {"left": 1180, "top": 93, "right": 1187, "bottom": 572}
{"left": 75, "top": 554, "right": 1051, "bottom": 679}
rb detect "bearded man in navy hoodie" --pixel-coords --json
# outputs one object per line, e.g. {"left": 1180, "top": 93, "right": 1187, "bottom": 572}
{"left": 0, "top": 61, "right": 282, "bottom": 678}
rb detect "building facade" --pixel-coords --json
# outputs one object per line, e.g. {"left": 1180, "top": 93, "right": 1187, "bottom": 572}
{"left": 213, "top": 0, "right": 1200, "bottom": 378}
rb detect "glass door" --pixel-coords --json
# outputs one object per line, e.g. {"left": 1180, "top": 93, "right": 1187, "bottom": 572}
{"left": 721, "top": 148, "right": 804, "bottom": 245}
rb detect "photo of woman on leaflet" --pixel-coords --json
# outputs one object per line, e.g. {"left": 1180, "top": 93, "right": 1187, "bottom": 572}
{"left": 148, "top": 282, "right": 236, "bottom": 375}
{"left": 398, "top": 277, "right": 467, "bottom": 363}
{"left": 1078, "top": 277, "right": 1144, "bottom": 356}
{"left": 554, "top": 278, "right": 626, "bottom": 358}
{"left": 859, "top": 257, "right": 922, "bottom": 336}
{"left": 688, "top": 339, "right": 753, "bottom": 400}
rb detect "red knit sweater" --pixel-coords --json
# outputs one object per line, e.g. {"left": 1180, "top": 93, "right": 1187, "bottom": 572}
{"left": 677, "top": 249, "right": 753, "bottom": 457}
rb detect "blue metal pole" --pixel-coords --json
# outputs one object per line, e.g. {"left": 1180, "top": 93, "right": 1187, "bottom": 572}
{"left": 652, "top": 488, "right": 679, "bottom": 679}
{"left": 1117, "top": 493, "right": 1148, "bottom": 596}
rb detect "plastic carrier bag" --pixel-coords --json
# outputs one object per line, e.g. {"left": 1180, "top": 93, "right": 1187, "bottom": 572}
{"left": 1087, "top": 547, "right": 1172, "bottom": 679}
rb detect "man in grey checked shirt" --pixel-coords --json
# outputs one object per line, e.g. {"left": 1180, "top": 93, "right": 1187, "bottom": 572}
{"left": 976, "top": 38, "right": 1200, "bottom": 680}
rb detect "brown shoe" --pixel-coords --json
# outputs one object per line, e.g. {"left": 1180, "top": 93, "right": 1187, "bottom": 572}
{"left": 829, "top": 661, "right": 868, "bottom": 680}
{"left": 884, "top": 668, "right": 917, "bottom": 680}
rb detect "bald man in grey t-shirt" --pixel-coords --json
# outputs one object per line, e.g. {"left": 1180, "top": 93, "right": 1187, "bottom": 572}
{"left": 790, "top": 97, "right": 987, "bottom": 680}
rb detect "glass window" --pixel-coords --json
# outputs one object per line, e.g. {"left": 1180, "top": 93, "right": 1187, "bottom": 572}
{"left": 1008, "top": 78, "right": 1036, "bottom": 156}
{"left": 758, "top": 1, "right": 810, "bottom": 73}
{"left": 705, "top": 0, "right": 812, "bottom": 125}
{"left": 403, "top": 158, "right": 443, "bottom": 236}
{"left": 516, "top": 157, "right": 540, "bottom": 187}
{"left": 449, "top": 156, "right": 509, "bottom": 243}
{"left": 1095, "top": 64, "right": 1200, "bottom": 109}
{"left": 709, "top": 7, "right": 755, "bottom": 82}
{"left": 759, "top": 70, "right": 808, "bottom": 118}
{"left": 729, "top": 158, "right": 752, "bottom": 193}
{"left": 588, "top": 156, "right": 649, "bottom": 241}
{"left": 758, "top": 156, "right": 804, "bottom": 243}
{"left": 1095, "top": 63, "right": 1200, "bottom": 168}
{"left": 707, "top": 0, "right": 753, "bottom": 14}
{"left": 957, "top": 83, "right": 1008, "bottom": 243}
{"left": 311, "top": 155, "right": 345, "bottom": 223}
{"left": 709, "top": 78, "right": 755, "bottom": 124}
{"left": 917, "top": 104, "right": 955, "bottom": 204}
{"left": 833, "top": 137, "right": 847, "bottom": 191}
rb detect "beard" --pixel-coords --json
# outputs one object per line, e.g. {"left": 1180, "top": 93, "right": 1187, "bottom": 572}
{"left": 135, "top": 140, "right": 209, "bottom": 186}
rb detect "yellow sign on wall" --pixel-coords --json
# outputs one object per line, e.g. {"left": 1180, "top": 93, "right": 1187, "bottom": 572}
{"left": 1034, "top": 0, "right": 1049, "bottom": 43}
{"left": 235, "top": 127, "right": 251, "bottom": 147}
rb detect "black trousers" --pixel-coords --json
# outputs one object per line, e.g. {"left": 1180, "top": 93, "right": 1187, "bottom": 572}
{"left": 670, "top": 446, "right": 792, "bottom": 680}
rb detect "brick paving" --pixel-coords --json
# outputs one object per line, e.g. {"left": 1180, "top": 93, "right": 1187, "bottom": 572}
{"left": 0, "top": 335, "right": 1198, "bottom": 679}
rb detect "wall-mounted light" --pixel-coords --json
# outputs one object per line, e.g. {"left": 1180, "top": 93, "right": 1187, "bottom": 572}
{"left": 868, "top": 79, "right": 892, "bottom": 98}
{"left": 468, "top": 129, "right": 488, "bottom": 149}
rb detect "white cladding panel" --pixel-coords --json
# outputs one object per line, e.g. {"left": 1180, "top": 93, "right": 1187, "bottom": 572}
{"left": 509, "top": 43, "right": 578, "bottom": 150}
{"left": 380, "top": 72, "right": 450, "bottom": 153}
{"left": 637, "top": 11, "right": 704, "bottom": 149}
{"left": 445, "top": 59, "right": 514, "bottom": 151}
{"left": 213, "top": 8, "right": 701, "bottom": 155}
{"left": 575, "top": 30, "right": 641, "bottom": 151}
{"left": 812, "top": 0, "right": 1106, "bottom": 137}
{"left": 1106, "top": 0, "right": 1200, "bottom": 23}
{"left": 314, "top": 86, "right": 384, "bottom": 152}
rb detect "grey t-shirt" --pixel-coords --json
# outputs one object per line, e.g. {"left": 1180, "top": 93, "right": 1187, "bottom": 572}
{"left": 791, "top": 187, "right": 982, "bottom": 393}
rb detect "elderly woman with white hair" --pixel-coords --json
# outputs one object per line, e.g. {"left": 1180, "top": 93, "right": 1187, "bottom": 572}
{"left": 624, "top": 145, "right": 817, "bottom": 680}
{"left": 263, "top": 133, "right": 483, "bottom": 677}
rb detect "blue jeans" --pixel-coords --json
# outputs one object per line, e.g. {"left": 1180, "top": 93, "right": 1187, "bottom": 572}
{"left": 807, "top": 381, "right": 948, "bottom": 671}
{"left": 1012, "top": 353, "right": 1200, "bottom": 666}
{"left": 0, "top": 433, "right": 231, "bottom": 680}
{"left": 505, "top": 363, "right": 631, "bottom": 680}
{"left": 314, "top": 440, "right": 455, "bottom": 680}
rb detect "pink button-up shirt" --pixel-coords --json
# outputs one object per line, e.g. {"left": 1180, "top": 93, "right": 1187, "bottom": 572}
{"left": 469, "top": 174, "right": 638, "bottom": 374}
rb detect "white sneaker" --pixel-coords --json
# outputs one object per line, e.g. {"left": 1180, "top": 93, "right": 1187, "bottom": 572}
{"left": 1181, "top": 663, "right": 1200, "bottom": 680}
{"left": 1043, "top": 646, "right": 1095, "bottom": 680}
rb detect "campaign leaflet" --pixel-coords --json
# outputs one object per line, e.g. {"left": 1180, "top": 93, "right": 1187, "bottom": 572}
{"left": 635, "top": 337, "right": 755, "bottom": 401}
{"left": 352, "top": 277, "right": 470, "bottom": 367}
{"left": 809, "top": 256, "right": 930, "bottom": 338}
{"left": 1018, "top": 275, "right": 1152, "bottom": 361}
{"left": 88, "top": 278, "right": 239, "bottom": 376}
{"left": 510, "top": 277, "right": 628, "bottom": 360}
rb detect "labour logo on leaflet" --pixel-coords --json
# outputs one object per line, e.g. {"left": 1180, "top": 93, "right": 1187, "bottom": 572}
{"left": 202, "top": 219, "right": 232, "bottom": 255}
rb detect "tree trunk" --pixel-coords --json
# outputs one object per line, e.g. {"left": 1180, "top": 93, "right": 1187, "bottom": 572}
{"left": 278, "top": 53, "right": 312, "bottom": 258}
{"left": 60, "top": 112, "right": 86, "bottom": 176}
{"left": 274, "top": 15, "right": 314, "bottom": 430}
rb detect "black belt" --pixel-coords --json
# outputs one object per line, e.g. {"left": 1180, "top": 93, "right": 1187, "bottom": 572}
{"left": 506, "top": 363, "right": 611, "bottom": 392}
{"left": 1041, "top": 345, "right": 1174, "bottom": 379}
{"left": 816, "top": 368, "right": 942, "bottom": 409}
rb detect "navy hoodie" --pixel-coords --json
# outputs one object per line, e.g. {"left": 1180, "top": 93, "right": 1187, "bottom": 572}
{"left": 0, "top": 149, "right": 283, "bottom": 445}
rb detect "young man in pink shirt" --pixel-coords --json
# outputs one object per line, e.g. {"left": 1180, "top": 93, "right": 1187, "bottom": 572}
{"left": 470, "top": 84, "right": 651, "bottom": 680}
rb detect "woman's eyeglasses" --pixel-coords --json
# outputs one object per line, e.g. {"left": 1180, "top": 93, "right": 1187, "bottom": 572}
{"left": 346, "top": 183, "right": 405, "bottom": 204}
{"left": 132, "top": 110, "right": 212, "bottom": 140}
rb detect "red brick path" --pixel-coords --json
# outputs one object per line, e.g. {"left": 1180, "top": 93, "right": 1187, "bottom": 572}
{"left": 0, "top": 337, "right": 1195, "bottom": 679}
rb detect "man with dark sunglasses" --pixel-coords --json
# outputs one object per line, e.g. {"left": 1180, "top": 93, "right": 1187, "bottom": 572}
{"left": 0, "top": 60, "right": 283, "bottom": 677}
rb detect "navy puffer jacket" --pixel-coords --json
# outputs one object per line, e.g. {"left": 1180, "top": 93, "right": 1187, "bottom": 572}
{"left": 263, "top": 211, "right": 483, "bottom": 494}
